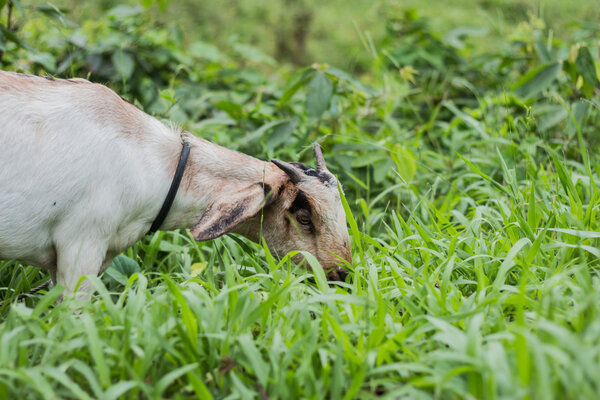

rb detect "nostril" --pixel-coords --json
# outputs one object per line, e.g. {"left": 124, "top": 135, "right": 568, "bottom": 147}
{"left": 326, "top": 267, "right": 349, "bottom": 282}
{"left": 337, "top": 268, "right": 349, "bottom": 282}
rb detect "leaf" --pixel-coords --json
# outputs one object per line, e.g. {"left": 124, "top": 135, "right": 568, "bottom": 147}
{"left": 112, "top": 50, "right": 135, "bottom": 80}
{"left": 0, "top": 25, "right": 27, "bottom": 49}
{"left": 537, "top": 105, "right": 568, "bottom": 131}
{"left": 390, "top": 146, "right": 416, "bottom": 182}
{"left": 513, "top": 62, "right": 561, "bottom": 99}
{"left": 103, "top": 382, "right": 139, "bottom": 400}
{"left": 155, "top": 364, "right": 198, "bottom": 396}
{"left": 237, "top": 119, "right": 290, "bottom": 145}
{"left": 493, "top": 238, "right": 531, "bottom": 291}
{"left": 279, "top": 67, "right": 315, "bottom": 106}
{"left": 325, "top": 67, "right": 377, "bottom": 96}
{"left": 189, "top": 41, "right": 226, "bottom": 62}
{"left": 576, "top": 46, "right": 598, "bottom": 88}
{"left": 298, "top": 251, "right": 329, "bottom": 293}
{"left": 233, "top": 43, "right": 276, "bottom": 66}
{"left": 107, "top": 4, "right": 144, "bottom": 18}
{"left": 457, "top": 154, "right": 511, "bottom": 196}
{"left": 186, "top": 372, "right": 214, "bottom": 400}
{"left": 104, "top": 256, "right": 140, "bottom": 286}
{"left": 160, "top": 88, "right": 177, "bottom": 104}
{"left": 266, "top": 120, "right": 297, "bottom": 151}
{"left": 351, "top": 152, "right": 387, "bottom": 168}
{"left": 32, "top": 284, "right": 64, "bottom": 317}
{"left": 443, "top": 26, "right": 488, "bottom": 50}
{"left": 81, "top": 315, "right": 109, "bottom": 388}
{"left": 306, "top": 71, "right": 333, "bottom": 118}
{"left": 35, "top": 3, "right": 75, "bottom": 26}
{"left": 237, "top": 335, "right": 269, "bottom": 387}
{"left": 28, "top": 52, "right": 56, "bottom": 71}
{"left": 373, "top": 159, "right": 394, "bottom": 183}
{"left": 566, "top": 100, "right": 590, "bottom": 136}
{"left": 216, "top": 100, "right": 244, "bottom": 121}
{"left": 190, "top": 262, "right": 208, "bottom": 278}
{"left": 549, "top": 150, "right": 581, "bottom": 204}
{"left": 547, "top": 228, "right": 600, "bottom": 239}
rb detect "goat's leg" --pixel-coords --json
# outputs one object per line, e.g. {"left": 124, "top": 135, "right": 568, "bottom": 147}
{"left": 55, "top": 239, "right": 109, "bottom": 298}
{"left": 49, "top": 270, "right": 57, "bottom": 287}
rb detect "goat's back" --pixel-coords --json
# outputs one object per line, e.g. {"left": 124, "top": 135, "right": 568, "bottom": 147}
{"left": 0, "top": 71, "right": 171, "bottom": 266}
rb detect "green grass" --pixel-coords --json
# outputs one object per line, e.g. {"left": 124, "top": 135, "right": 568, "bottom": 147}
{"left": 1, "top": 1, "right": 600, "bottom": 399}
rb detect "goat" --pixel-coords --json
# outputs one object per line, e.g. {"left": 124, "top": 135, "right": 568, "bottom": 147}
{"left": 0, "top": 70, "right": 352, "bottom": 295}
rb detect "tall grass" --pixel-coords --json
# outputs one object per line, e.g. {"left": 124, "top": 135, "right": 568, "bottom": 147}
{"left": 1, "top": 1, "right": 600, "bottom": 399}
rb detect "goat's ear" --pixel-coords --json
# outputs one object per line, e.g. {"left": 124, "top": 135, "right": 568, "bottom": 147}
{"left": 191, "top": 183, "right": 272, "bottom": 241}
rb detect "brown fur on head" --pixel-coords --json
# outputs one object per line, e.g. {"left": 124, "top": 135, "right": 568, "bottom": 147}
{"left": 190, "top": 144, "right": 352, "bottom": 281}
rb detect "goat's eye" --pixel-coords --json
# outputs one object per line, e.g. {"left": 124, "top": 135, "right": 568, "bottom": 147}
{"left": 296, "top": 215, "right": 311, "bottom": 225}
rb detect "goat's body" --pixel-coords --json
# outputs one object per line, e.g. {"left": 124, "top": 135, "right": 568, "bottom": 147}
{"left": 0, "top": 71, "right": 203, "bottom": 289}
{"left": 0, "top": 70, "right": 351, "bottom": 293}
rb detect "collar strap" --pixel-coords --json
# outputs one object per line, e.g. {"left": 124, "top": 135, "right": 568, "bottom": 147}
{"left": 148, "top": 140, "right": 191, "bottom": 234}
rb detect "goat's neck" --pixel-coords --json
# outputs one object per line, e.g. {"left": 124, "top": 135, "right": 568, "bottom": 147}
{"left": 159, "top": 134, "right": 274, "bottom": 231}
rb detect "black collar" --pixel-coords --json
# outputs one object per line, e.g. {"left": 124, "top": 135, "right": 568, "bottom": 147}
{"left": 148, "top": 140, "right": 191, "bottom": 234}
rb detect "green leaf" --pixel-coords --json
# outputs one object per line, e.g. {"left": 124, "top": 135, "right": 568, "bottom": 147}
{"left": 0, "top": 24, "right": 28, "bottom": 50}
{"left": 103, "top": 381, "right": 139, "bottom": 400}
{"left": 155, "top": 364, "right": 198, "bottom": 396}
{"left": 237, "top": 120, "right": 290, "bottom": 145}
{"left": 189, "top": 41, "right": 226, "bottom": 62}
{"left": 266, "top": 120, "right": 297, "bottom": 151}
{"left": 390, "top": 146, "right": 416, "bottom": 182}
{"left": 190, "top": 262, "right": 208, "bottom": 278}
{"left": 279, "top": 67, "right": 315, "bottom": 106}
{"left": 32, "top": 284, "right": 63, "bottom": 317}
{"left": 576, "top": 46, "right": 598, "bottom": 88}
{"left": 81, "top": 315, "right": 109, "bottom": 388}
{"left": 112, "top": 50, "right": 135, "bottom": 80}
{"left": 325, "top": 67, "right": 377, "bottom": 96}
{"left": 306, "top": 71, "right": 333, "bottom": 119}
{"left": 216, "top": 100, "right": 244, "bottom": 121}
{"left": 298, "top": 251, "right": 329, "bottom": 293}
{"left": 107, "top": 4, "right": 144, "bottom": 18}
{"left": 237, "top": 335, "right": 269, "bottom": 387}
{"left": 35, "top": 4, "right": 75, "bottom": 26}
{"left": 28, "top": 52, "right": 56, "bottom": 71}
{"left": 186, "top": 372, "right": 214, "bottom": 400}
{"left": 159, "top": 88, "right": 177, "bottom": 104}
{"left": 549, "top": 150, "right": 581, "bottom": 204}
{"left": 513, "top": 62, "right": 561, "bottom": 99}
{"left": 233, "top": 43, "right": 276, "bottom": 66}
{"left": 104, "top": 256, "right": 140, "bottom": 286}
{"left": 457, "top": 153, "right": 511, "bottom": 196}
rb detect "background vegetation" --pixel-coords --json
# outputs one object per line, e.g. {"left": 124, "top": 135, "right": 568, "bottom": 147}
{"left": 1, "top": 0, "right": 599, "bottom": 398}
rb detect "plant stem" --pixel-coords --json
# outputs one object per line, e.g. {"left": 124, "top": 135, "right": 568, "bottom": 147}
{"left": 7, "top": 1, "right": 12, "bottom": 31}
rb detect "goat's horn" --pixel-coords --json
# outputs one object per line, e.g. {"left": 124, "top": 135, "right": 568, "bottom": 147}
{"left": 314, "top": 143, "right": 328, "bottom": 171}
{"left": 271, "top": 159, "right": 302, "bottom": 184}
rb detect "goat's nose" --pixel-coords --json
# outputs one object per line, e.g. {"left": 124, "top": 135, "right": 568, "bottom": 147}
{"left": 326, "top": 267, "right": 349, "bottom": 282}
{"left": 337, "top": 268, "right": 349, "bottom": 282}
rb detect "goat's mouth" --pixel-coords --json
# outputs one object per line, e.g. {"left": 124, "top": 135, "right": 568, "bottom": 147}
{"left": 326, "top": 266, "right": 350, "bottom": 282}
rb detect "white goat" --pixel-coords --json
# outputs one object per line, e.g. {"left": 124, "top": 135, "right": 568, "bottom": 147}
{"left": 0, "top": 71, "right": 352, "bottom": 295}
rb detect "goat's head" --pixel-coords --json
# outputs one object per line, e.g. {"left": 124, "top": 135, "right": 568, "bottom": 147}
{"left": 190, "top": 144, "right": 352, "bottom": 281}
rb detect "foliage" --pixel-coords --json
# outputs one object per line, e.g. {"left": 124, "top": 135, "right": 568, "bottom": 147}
{"left": 1, "top": 1, "right": 600, "bottom": 399}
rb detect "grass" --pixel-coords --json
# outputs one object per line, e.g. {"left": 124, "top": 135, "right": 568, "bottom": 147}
{"left": 1, "top": 1, "right": 600, "bottom": 399}
{"left": 2, "top": 153, "right": 599, "bottom": 398}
